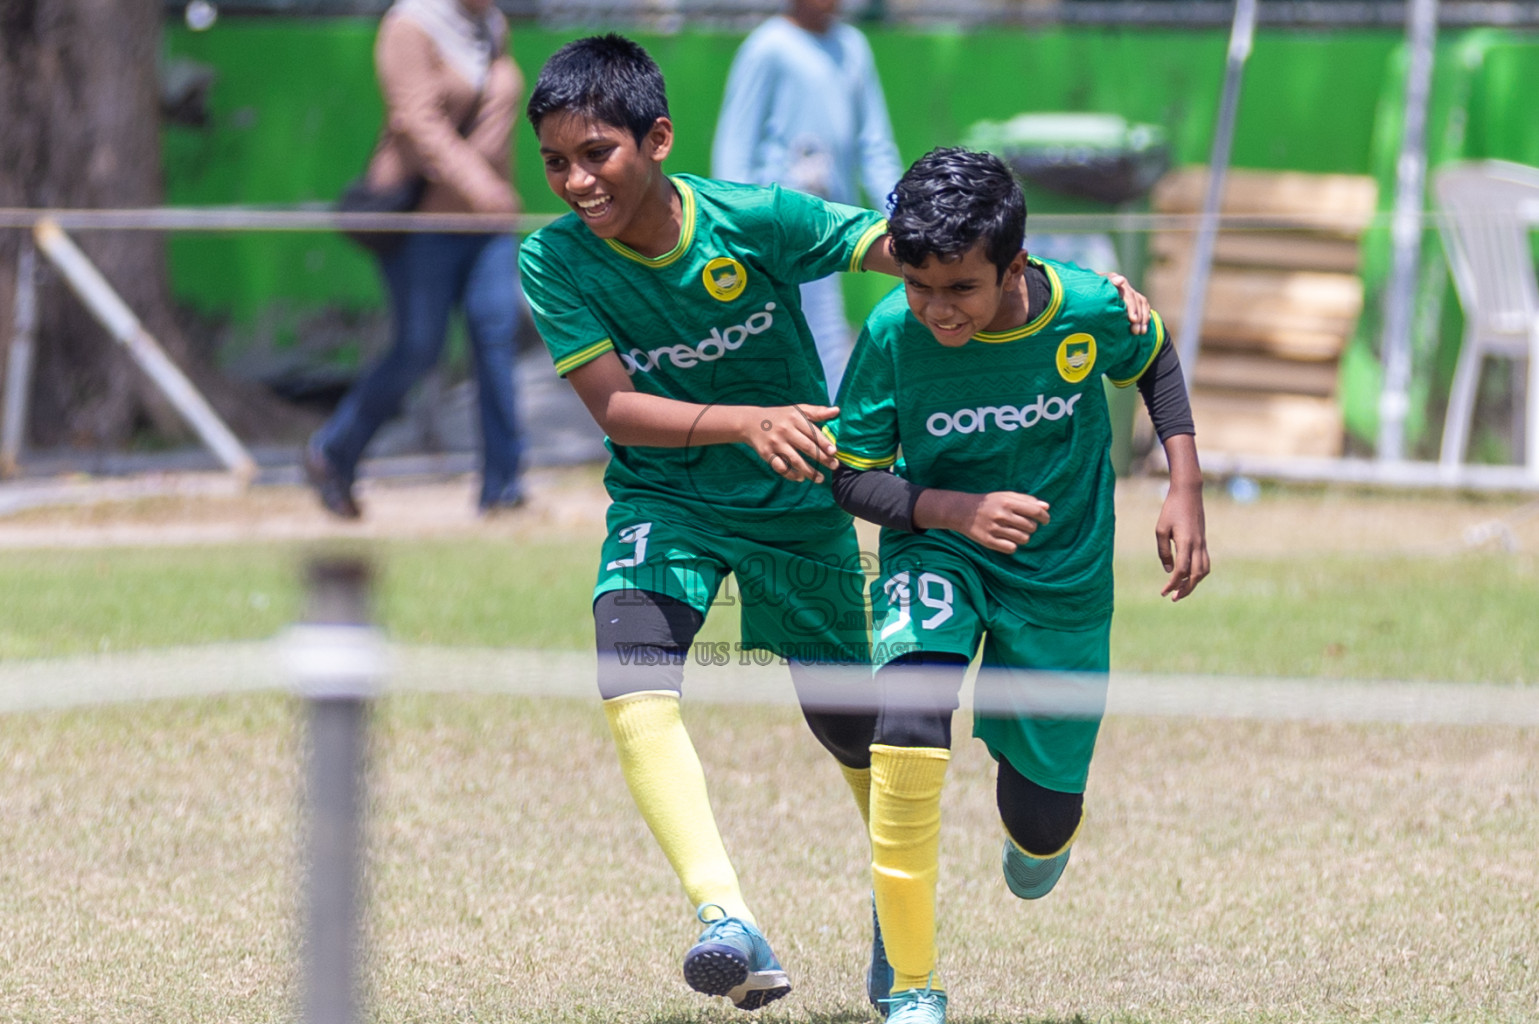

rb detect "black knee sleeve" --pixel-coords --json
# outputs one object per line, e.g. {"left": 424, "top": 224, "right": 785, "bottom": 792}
{"left": 997, "top": 756, "right": 1084, "bottom": 856}
{"left": 872, "top": 651, "right": 970, "bottom": 750}
{"left": 593, "top": 590, "right": 703, "bottom": 700}
{"left": 800, "top": 707, "right": 876, "bottom": 769}
{"left": 787, "top": 661, "right": 877, "bottom": 769}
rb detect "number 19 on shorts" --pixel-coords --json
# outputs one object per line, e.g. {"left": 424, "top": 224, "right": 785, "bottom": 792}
{"left": 879, "top": 570, "right": 954, "bottom": 640}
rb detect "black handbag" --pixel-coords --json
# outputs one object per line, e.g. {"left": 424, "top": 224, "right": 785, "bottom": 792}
{"left": 337, "top": 173, "right": 426, "bottom": 256}
{"left": 337, "top": 84, "right": 484, "bottom": 257}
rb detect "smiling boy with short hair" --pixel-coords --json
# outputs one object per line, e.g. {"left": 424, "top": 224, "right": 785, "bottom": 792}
{"left": 518, "top": 33, "right": 895, "bottom": 1013}
{"left": 830, "top": 147, "right": 1209, "bottom": 1023}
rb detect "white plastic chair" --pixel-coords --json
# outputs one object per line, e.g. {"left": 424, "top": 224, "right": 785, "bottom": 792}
{"left": 1433, "top": 160, "right": 1539, "bottom": 478}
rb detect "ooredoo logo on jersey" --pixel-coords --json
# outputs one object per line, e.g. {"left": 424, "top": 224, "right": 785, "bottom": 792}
{"left": 618, "top": 303, "right": 777, "bottom": 374}
{"left": 925, "top": 393, "right": 1083, "bottom": 437}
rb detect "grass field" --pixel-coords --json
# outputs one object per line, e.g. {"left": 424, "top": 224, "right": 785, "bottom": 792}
{"left": 0, "top": 473, "right": 1535, "bottom": 1022}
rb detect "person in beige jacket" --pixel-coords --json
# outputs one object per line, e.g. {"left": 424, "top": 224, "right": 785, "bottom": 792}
{"left": 307, "top": 0, "right": 527, "bottom": 518}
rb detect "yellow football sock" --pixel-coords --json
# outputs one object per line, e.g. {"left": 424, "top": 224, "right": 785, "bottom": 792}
{"left": 604, "top": 691, "right": 754, "bottom": 925}
{"left": 838, "top": 762, "right": 872, "bottom": 828}
{"left": 870, "top": 744, "right": 950, "bottom": 994}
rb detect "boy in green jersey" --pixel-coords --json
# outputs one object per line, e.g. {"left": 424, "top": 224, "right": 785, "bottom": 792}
{"left": 519, "top": 35, "right": 892, "bottom": 1012}
{"left": 519, "top": 37, "right": 1153, "bottom": 1013}
{"left": 830, "top": 148, "right": 1210, "bottom": 1023}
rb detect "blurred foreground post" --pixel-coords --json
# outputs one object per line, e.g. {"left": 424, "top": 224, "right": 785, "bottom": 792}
{"left": 2, "top": 239, "right": 37, "bottom": 477}
{"left": 289, "top": 557, "right": 383, "bottom": 1024}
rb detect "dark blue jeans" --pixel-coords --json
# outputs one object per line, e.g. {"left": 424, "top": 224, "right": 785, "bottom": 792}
{"left": 315, "top": 232, "right": 524, "bottom": 506}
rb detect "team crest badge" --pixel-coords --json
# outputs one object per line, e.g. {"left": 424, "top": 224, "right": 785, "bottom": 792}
{"left": 702, "top": 256, "right": 748, "bottom": 301}
{"left": 1056, "top": 333, "right": 1097, "bottom": 383}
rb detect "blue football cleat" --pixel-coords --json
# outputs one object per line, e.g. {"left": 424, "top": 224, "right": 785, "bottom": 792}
{"left": 885, "top": 982, "right": 947, "bottom": 1024}
{"left": 683, "top": 904, "right": 791, "bottom": 1011}
{"left": 1002, "top": 838, "right": 1072, "bottom": 900}
{"left": 867, "top": 893, "right": 894, "bottom": 1015}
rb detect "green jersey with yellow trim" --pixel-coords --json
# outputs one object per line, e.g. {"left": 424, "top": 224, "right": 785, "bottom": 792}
{"left": 834, "top": 257, "right": 1164, "bottom": 627}
{"left": 520, "top": 174, "right": 886, "bottom": 537}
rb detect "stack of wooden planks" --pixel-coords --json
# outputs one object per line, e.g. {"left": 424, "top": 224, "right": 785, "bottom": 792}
{"left": 1145, "top": 168, "right": 1378, "bottom": 458}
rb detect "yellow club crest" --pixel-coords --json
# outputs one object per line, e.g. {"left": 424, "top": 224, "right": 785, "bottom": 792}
{"left": 702, "top": 256, "right": 748, "bottom": 302}
{"left": 1056, "top": 333, "right": 1097, "bottom": 383}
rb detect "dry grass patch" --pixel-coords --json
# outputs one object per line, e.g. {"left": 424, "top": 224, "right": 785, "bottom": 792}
{"left": 1, "top": 693, "right": 1533, "bottom": 1022}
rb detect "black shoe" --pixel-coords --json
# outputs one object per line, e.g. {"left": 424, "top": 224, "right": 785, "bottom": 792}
{"left": 477, "top": 487, "right": 527, "bottom": 517}
{"left": 303, "top": 442, "right": 361, "bottom": 520}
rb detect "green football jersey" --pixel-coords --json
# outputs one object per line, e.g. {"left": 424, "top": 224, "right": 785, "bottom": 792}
{"left": 834, "top": 257, "right": 1165, "bottom": 628}
{"left": 520, "top": 174, "right": 887, "bottom": 537}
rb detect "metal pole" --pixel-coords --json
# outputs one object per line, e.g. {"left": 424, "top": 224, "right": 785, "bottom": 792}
{"left": 1175, "top": 0, "right": 1259, "bottom": 383}
{"left": 31, "top": 219, "right": 257, "bottom": 483}
{"left": 2, "top": 239, "right": 38, "bottom": 477}
{"left": 1377, "top": 0, "right": 1440, "bottom": 463}
{"left": 290, "top": 556, "right": 383, "bottom": 1024}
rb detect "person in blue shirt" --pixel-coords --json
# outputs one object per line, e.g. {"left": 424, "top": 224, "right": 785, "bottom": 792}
{"left": 712, "top": 0, "right": 903, "bottom": 398}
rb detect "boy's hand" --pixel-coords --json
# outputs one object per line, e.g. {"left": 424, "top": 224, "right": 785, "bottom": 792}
{"left": 1155, "top": 478, "right": 1210, "bottom": 601}
{"left": 916, "top": 489, "right": 1050, "bottom": 553}
{"left": 1103, "top": 272, "right": 1152, "bottom": 335}
{"left": 959, "top": 492, "right": 1052, "bottom": 553}
{"left": 740, "top": 404, "right": 841, "bottom": 483}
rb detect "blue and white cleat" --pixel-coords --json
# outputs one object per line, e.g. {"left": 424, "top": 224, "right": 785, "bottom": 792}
{"left": 867, "top": 893, "right": 894, "bottom": 1016}
{"left": 683, "top": 904, "right": 791, "bottom": 1011}
{"left": 885, "top": 982, "right": 947, "bottom": 1024}
{"left": 1002, "top": 838, "right": 1071, "bottom": 900}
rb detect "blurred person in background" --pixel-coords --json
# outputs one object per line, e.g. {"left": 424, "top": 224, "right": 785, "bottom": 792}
{"left": 711, "top": 0, "right": 902, "bottom": 398}
{"left": 306, "top": 0, "right": 526, "bottom": 519}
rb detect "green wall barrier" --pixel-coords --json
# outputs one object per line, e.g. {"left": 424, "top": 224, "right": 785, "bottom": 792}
{"left": 161, "top": 20, "right": 1402, "bottom": 320}
{"left": 162, "top": 21, "right": 1539, "bottom": 451}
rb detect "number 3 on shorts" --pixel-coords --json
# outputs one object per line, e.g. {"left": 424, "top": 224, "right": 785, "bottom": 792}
{"left": 605, "top": 522, "right": 653, "bottom": 571}
{"left": 879, "top": 570, "right": 954, "bottom": 640}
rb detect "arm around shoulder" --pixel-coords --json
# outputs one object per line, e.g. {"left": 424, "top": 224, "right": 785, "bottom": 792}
{"left": 860, "top": 233, "right": 900, "bottom": 277}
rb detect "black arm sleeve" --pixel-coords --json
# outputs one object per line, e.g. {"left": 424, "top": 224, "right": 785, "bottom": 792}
{"left": 831, "top": 464, "right": 925, "bottom": 533}
{"left": 1136, "top": 338, "right": 1195, "bottom": 441}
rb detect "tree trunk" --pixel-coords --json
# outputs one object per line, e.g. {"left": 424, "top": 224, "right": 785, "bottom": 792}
{"left": 0, "top": 0, "right": 293, "bottom": 454}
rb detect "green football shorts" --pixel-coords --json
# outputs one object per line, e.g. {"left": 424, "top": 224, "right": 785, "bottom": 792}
{"left": 869, "top": 545, "right": 1111, "bottom": 793}
{"left": 594, "top": 499, "right": 870, "bottom": 664}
